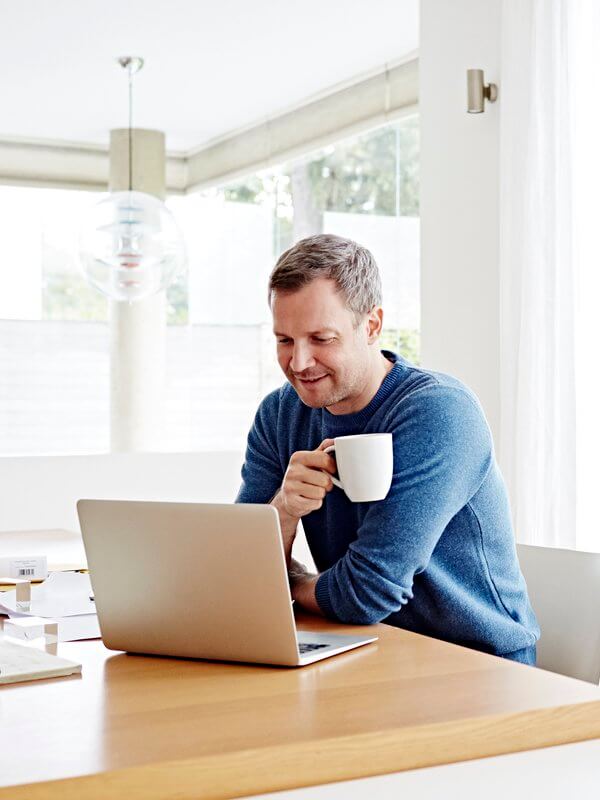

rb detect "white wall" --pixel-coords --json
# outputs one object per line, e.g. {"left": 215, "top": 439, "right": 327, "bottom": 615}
{"left": 419, "top": 0, "right": 501, "bottom": 444}
{"left": 0, "top": 452, "right": 244, "bottom": 532}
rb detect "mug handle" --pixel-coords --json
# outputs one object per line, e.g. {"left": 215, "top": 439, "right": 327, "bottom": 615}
{"left": 324, "top": 445, "right": 344, "bottom": 490}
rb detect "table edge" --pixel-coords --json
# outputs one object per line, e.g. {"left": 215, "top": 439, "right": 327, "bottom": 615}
{"left": 3, "top": 698, "right": 600, "bottom": 800}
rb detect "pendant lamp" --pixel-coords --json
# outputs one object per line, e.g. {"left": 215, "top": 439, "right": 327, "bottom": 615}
{"left": 79, "top": 56, "right": 185, "bottom": 303}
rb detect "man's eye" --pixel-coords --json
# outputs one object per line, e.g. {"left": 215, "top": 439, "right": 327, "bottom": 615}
{"left": 314, "top": 337, "right": 334, "bottom": 343}
{"left": 277, "top": 338, "right": 291, "bottom": 345}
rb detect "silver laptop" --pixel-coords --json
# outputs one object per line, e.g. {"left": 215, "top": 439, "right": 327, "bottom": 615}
{"left": 77, "top": 500, "right": 377, "bottom": 666}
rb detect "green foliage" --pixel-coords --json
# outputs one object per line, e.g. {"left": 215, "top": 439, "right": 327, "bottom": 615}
{"left": 223, "top": 176, "right": 267, "bottom": 204}
{"left": 43, "top": 273, "right": 188, "bottom": 325}
{"left": 380, "top": 328, "right": 420, "bottom": 365}
{"left": 166, "top": 277, "right": 189, "bottom": 325}
{"left": 43, "top": 273, "right": 108, "bottom": 321}
{"left": 306, "top": 117, "right": 419, "bottom": 217}
{"left": 222, "top": 116, "right": 420, "bottom": 218}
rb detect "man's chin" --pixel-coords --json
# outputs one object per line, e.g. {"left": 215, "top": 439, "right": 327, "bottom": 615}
{"left": 290, "top": 379, "right": 336, "bottom": 408}
{"left": 298, "top": 394, "right": 329, "bottom": 408}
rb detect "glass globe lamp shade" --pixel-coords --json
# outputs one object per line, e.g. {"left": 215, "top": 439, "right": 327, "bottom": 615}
{"left": 79, "top": 190, "right": 185, "bottom": 303}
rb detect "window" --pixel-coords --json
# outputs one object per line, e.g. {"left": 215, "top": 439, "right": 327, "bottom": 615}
{"left": 0, "top": 186, "right": 108, "bottom": 455}
{"left": 0, "top": 115, "right": 419, "bottom": 455}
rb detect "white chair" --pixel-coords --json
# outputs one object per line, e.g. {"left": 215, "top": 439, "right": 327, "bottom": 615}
{"left": 517, "top": 543, "right": 600, "bottom": 683}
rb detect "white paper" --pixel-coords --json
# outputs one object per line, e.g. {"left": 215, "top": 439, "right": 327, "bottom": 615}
{"left": 0, "top": 554, "right": 48, "bottom": 580}
{"left": 0, "top": 572, "right": 96, "bottom": 618}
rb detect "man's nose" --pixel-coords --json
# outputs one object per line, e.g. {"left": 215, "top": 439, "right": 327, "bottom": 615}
{"left": 290, "top": 343, "right": 316, "bottom": 373}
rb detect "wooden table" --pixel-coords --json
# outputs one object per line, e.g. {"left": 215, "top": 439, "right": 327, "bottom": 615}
{"left": 1, "top": 612, "right": 600, "bottom": 800}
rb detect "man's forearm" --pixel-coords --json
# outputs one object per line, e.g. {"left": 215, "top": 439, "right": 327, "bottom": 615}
{"left": 270, "top": 490, "right": 300, "bottom": 566}
{"left": 270, "top": 492, "right": 322, "bottom": 614}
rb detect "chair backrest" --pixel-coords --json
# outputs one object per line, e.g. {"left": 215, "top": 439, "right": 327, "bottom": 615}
{"left": 517, "top": 543, "right": 600, "bottom": 683}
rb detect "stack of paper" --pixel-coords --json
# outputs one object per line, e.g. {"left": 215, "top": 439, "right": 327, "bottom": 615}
{"left": 0, "top": 639, "right": 82, "bottom": 684}
{"left": 0, "top": 572, "right": 100, "bottom": 642}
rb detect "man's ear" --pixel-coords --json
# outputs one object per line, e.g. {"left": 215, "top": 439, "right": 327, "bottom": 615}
{"left": 366, "top": 307, "right": 384, "bottom": 344}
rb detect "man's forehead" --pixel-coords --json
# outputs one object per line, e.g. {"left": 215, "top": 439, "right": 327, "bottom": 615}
{"left": 270, "top": 280, "right": 357, "bottom": 335}
{"left": 272, "top": 325, "right": 339, "bottom": 336}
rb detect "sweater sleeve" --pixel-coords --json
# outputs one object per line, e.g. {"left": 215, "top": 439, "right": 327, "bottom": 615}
{"left": 236, "top": 389, "right": 285, "bottom": 505}
{"left": 314, "top": 385, "right": 494, "bottom": 624}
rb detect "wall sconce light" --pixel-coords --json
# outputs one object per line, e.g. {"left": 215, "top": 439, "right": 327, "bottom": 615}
{"left": 466, "top": 69, "right": 498, "bottom": 113}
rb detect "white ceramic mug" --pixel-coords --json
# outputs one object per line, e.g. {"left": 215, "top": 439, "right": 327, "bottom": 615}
{"left": 324, "top": 433, "right": 393, "bottom": 502}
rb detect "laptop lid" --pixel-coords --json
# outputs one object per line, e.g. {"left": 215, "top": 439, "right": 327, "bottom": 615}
{"left": 77, "top": 500, "right": 301, "bottom": 666}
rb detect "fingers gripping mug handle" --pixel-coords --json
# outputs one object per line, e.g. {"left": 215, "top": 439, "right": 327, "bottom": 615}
{"left": 324, "top": 445, "right": 343, "bottom": 490}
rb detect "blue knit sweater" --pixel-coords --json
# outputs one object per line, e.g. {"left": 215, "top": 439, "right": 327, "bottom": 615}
{"left": 236, "top": 352, "right": 539, "bottom": 662}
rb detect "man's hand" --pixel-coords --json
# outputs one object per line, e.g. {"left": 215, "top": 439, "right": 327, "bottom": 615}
{"left": 278, "top": 439, "right": 336, "bottom": 518}
{"left": 271, "top": 439, "right": 336, "bottom": 563}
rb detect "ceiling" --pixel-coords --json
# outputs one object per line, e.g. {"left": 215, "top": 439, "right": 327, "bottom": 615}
{"left": 0, "top": 0, "right": 418, "bottom": 153}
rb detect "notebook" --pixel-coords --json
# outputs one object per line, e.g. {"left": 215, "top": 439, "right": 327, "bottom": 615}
{"left": 0, "top": 639, "right": 82, "bottom": 684}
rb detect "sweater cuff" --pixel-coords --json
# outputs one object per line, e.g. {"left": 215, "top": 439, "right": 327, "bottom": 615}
{"left": 315, "top": 571, "right": 339, "bottom": 620}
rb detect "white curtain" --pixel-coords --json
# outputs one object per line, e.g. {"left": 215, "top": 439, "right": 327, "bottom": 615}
{"left": 499, "top": 1, "right": 600, "bottom": 551}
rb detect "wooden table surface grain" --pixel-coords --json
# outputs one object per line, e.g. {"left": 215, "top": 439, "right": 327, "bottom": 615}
{"left": 1, "top": 612, "right": 600, "bottom": 799}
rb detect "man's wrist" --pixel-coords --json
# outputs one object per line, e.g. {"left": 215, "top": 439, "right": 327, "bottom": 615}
{"left": 291, "top": 573, "right": 322, "bottom": 615}
{"left": 288, "top": 556, "right": 308, "bottom": 577}
{"left": 271, "top": 490, "right": 300, "bottom": 541}
{"left": 288, "top": 558, "right": 313, "bottom": 587}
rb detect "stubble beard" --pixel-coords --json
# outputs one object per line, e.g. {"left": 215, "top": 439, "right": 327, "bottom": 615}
{"left": 288, "top": 363, "right": 366, "bottom": 410}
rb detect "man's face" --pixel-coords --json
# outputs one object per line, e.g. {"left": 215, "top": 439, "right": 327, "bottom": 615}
{"left": 271, "top": 277, "right": 378, "bottom": 414}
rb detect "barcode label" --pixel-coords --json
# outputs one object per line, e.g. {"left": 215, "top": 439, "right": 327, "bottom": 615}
{"left": 18, "top": 568, "right": 35, "bottom": 576}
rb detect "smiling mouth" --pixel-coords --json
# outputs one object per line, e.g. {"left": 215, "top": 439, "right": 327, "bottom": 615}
{"left": 296, "top": 374, "right": 328, "bottom": 385}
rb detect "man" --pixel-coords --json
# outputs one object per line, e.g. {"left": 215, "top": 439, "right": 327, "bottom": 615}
{"left": 236, "top": 234, "right": 539, "bottom": 664}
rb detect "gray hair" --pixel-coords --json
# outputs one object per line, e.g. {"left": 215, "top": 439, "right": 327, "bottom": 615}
{"left": 268, "top": 234, "right": 382, "bottom": 320}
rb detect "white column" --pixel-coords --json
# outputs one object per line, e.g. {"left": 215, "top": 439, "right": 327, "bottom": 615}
{"left": 109, "top": 128, "right": 167, "bottom": 452}
{"left": 419, "top": 0, "right": 501, "bottom": 444}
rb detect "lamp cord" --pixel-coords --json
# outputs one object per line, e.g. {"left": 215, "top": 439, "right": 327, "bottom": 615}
{"left": 128, "top": 64, "right": 133, "bottom": 192}
{"left": 118, "top": 56, "right": 143, "bottom": 191}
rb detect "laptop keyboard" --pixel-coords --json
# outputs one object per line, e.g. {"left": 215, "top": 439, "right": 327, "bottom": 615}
{"left": 299, "top": 643, "right": 329, "bottom": 653}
